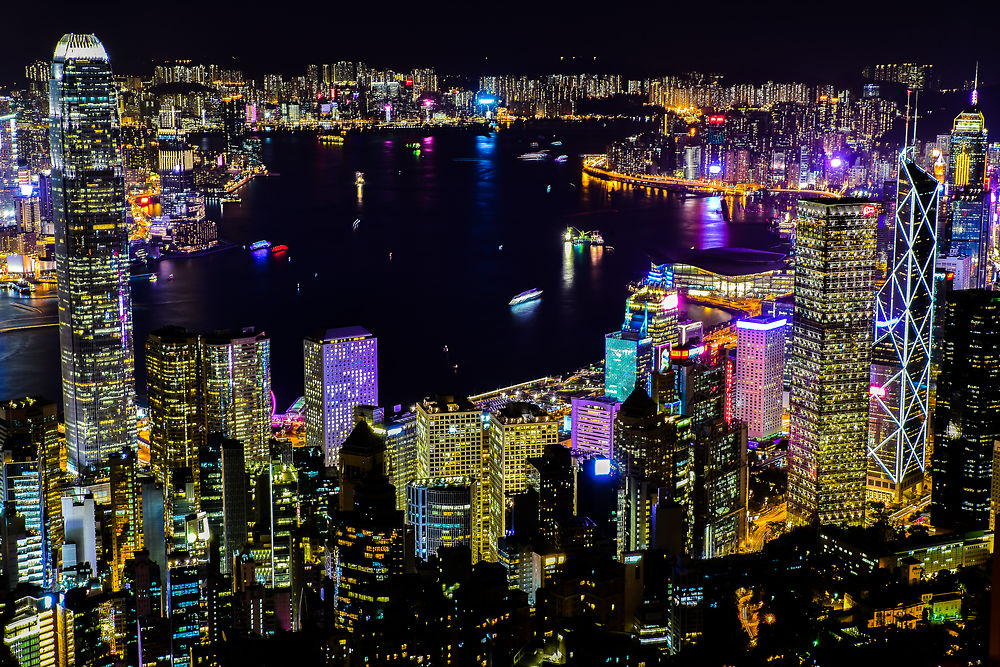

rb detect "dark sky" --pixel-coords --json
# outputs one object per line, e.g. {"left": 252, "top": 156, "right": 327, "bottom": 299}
{"left": 1, "top": 0, "right": 993, "bottom": 85}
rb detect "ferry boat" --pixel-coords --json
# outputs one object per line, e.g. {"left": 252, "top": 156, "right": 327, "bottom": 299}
{"left": 509, "top": 288, "right": 543, "bottom": 306}
{"left": 518, "top": 151, "right": 548, "bottom": 161}
{"left": 250, "top": 240, "right": 271, "bottom": 251}
{"left": 355, "top": 171, "right": 365, "bottom": 187}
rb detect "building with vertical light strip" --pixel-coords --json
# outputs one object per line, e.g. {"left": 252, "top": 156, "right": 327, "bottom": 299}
{"left": 788, "top": 199, "right": 877, "bottom": 527}
{"left": 733, "top": 317, "right": 786, "bottom": 440}
{"left": 49, "top": 34, "right": 137, "bottom": 473}
{"left": 946, "top": 90, "right": 989, "bottom": 285}
{"left": 304, "top": 327, "right": 378, "bottom": 466}
{"left": 867, "top": 153, "right": 938, "bottom": 503}
{"left": 201, "top": 328, "right": 271, "bottom": 464}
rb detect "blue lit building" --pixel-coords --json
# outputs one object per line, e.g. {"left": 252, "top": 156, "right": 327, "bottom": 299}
{"left": 167, "top": 552, "right": 205, "bottom": 667}
{"left": 605, "top": 331, "right": 653, "bottom": 401}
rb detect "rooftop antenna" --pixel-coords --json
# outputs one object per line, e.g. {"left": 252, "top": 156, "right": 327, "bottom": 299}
{"left": 903, "top": 89, "right": 912, "bottom": 153}
{"left": 972, "top": 62, "right": 979, "bottom": 105}
{"left": 912, "top": 89, "right": 919, "bottom": 148}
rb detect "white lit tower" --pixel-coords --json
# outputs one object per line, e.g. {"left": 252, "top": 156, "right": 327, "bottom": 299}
{"left": 867, "top": 140, "right": 940, "bottom": 504}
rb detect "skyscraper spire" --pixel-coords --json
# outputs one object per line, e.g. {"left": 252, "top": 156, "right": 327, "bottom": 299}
{"left": 972, "top": 62, "right": 979, "bottom": 106}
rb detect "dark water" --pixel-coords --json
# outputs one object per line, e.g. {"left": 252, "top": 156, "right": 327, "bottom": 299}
{"left": 0, "top": 131, "right": 778, "bottom": 410}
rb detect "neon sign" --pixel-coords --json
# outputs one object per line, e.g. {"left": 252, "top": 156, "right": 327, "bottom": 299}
{"left": 862, "top": 204, "right": 877, "bottom": 217}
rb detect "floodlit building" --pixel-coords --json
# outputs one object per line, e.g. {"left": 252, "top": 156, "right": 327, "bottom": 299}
{"left": 788, "top": 199, "right": 877, "bottom": 527}
{"left": 733, "top": 317, "right": 786, "bottom": 440}
{"left": 304, "top": 327, "right": 378, "bottom": 466}
{"left": 50, "top": 34, "right": 137, "bottom": 472}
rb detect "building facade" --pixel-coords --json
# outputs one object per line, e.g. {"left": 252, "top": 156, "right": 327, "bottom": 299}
{"left": 733, "top": 317, "right": 786, "bottom": 440}
{"left": 788, "top": 199, "right": 877, "bottom": 527}
{"left": 50, "top": 34, "right": 136, "bottom": 472}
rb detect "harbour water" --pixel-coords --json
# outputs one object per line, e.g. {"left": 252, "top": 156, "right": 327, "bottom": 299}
{"left": 0, "top": 130, "right": 778, "bottom": 409}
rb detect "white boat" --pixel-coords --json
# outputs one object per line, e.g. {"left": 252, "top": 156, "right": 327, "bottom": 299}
{"left": 509, "top": 288, "right": 543, "bottom": 306}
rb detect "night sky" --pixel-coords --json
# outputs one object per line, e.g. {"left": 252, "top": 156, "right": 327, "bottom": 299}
{"left": 0, "top": 0, "right": 994, "bottom": 84}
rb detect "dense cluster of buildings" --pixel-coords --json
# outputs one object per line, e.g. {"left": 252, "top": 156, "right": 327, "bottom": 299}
{"left": 1, "top": 33, "right": 1000, "bottom": 666}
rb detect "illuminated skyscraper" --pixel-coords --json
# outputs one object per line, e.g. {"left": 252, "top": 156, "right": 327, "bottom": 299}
{"left": 788, "top": 199, "right": 877, "bottom": 527}
{"left": 304, "top": 327, "right": 378, "bottom": 466}
{"left": 49, "top": 34, "right": 137, "bottom": 473}
{"left": 946, "top": 84, "right": 989, "bottom": 285}
{"left": 201, "top": 328, "right": 271, "bottom": 464}
{"left": 108, "top": 450, "right": 142, "bottom": 592}
{"left": 733, "top": 317, "right": 786, "bottom": 440}
{"left": 489, "top": 402, "right": 560, "bottom": 497}
{"left": 3, "top": 595, "right": 76, "bottom": 667}
{"left": 415, "top": 395, "right": 496, "bottom": 562}
{"left": 868, "top": 154, "right": 939, "bottom": 503}
{"left": 931, "top": 290, "right": 1000, "bottom": 531}
{"left": 146, "top": 327, "right": 201, "bottom": 485}
{"left": 605, "top": 331, "right": 653, "bottom": 402}
{"left": 406, "top": 477, "right": 474, "bottom": 560}
{"left": 622, "top": 265, "right": 680, "bottom": 350}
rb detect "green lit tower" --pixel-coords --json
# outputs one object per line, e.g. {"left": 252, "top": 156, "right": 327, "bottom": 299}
{"left": 788, "top": 199, "right": 878, "bottom": 527}
{"left": 49, "top": 34, "right": 136, "bottom": 473}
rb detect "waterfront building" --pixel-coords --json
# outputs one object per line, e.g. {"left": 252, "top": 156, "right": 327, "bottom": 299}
{"left": 622, "top": 264, "right": 680, "bottom": 349}
{"left": 201, "top": 328, "right": 271, "bottom": 464}
{"left": 304, "top": 326, "right": 378, "bottom": 466}
{"left": 868, "top": 154, "right": 939, "bottom": 503}
{"left": 788, "top": 199, "right": 877, "bottom": 527}
{"left": 146, "top": 327, "right": 201, "bottom": 486}
{"left": 50, "top": 34, "right": 137, "bottom": 473}
{"left": 406, "top": 477, "right": 474, "bottom": 560}
{"left": 571, "top": 396, "right": 622, "bottom": 458}
{"left": 931, "top": 290, "right": 1000, "bottom": 531}
{"left": 605, "top": 330, "right": 653, "bottom": 402}
{"left": 657, "top": 248, "right": 793, "bottom": 300}
{"left": 415, "top": 395, "right": 497, "bottom": 562}
{"left": 733, "top": 317, "right": 786, "bottom": 440}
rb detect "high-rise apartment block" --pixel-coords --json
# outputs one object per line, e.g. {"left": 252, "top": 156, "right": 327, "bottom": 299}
{"left": 788, "top": 199, "right": 877, "bottom": 527}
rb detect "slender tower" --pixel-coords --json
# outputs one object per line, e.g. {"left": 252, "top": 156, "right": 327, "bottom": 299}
{"left": 867, "top": 141, "right": 939, "bottom": 503}
{"left": 49, "top": 34, "right": 136, "bottom": 473}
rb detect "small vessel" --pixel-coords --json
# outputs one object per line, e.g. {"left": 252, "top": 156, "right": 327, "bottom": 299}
{"left": 167, "top": 274, "right": 175, "bottom": 280}
{"left": 555, "top": 155, "right": 568, "bottom": 163}
{"left": 149, "top": 275, "right": 157, "bottom": 283}
{"left": 272, "top": 244, "right": 288, "bottom": 253}
{"left": 355, "top": 171, "right": 365, "bottom": 186}
{"left": 353, "top": 219, "right": 360, "bottom": 231}
{"left": 551, "top": 140, "right": 563, "bottom": 146}
{"left": 250, "top": 240, "right": 271, "bottom": 251}
{"left": 509, "top": 288, "right": 543, "bottom": 306}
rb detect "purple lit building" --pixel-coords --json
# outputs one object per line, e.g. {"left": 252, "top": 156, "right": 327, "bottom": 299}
{"left": 304, "top": 326, "right": 378, "bottom": 466}
{"left": 571, "top": 396, "right": 622, "bottom": 458}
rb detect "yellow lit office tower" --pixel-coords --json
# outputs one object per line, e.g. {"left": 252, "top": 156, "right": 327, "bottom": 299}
{"left": 489, "top": 402, "right": 559, "bottom": 535}
{"left": 3, "top": 595, "right": 75, "bottom": 667}
{"left": 788, "top": 199, "right": 877, "bottom": 527}
{"left": 50, "top": 34, "right": 137, "bottom": 473}
{"left": 146, "top": 326, "right": 201, "bottom": 485}
{"left": 200, "top": 328, "right": 271, "bottom": 464}
{"left": 108, "top": 450, "right": 142, "bottom": 592}
{"left": 269, "top": 462, "right": 298, "bottom": 589}
{"left": 416, "top": 395, "right": 496, "bottom": 562}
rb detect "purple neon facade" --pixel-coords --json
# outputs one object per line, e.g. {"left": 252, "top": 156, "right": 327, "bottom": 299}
{"left": 571, "top": 395, "right": 622, "bottom": 458}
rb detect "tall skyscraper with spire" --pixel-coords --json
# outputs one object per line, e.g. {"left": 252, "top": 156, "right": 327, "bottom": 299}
{"left": 49, "top": 34, "right": 136, "bottom": 473}
{"left": 867, "top": 148, "right": 939, "bottom": 504}
{"left": 946, "top": 67, "right": 989, "bottom": 286}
